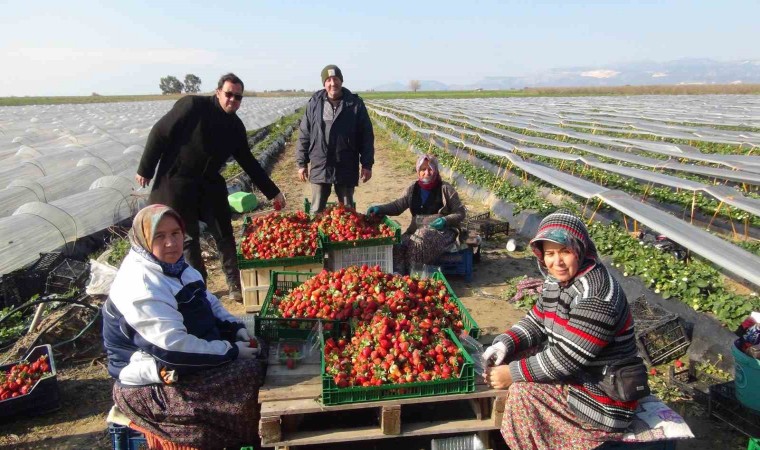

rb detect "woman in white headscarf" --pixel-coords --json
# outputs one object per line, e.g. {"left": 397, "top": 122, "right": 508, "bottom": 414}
{"left": 367, "top": 154, "right": 465, "bottom": 274}
{"left": 102, "top": 204, "right": 263, "bottom": 449}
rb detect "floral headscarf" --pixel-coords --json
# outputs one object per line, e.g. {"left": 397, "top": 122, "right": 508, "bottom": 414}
{"left": 128, "top": 204, "right": 188, "bottom": 276}
{"left": 529, "top": 210, "right": 599, "bottom": 281}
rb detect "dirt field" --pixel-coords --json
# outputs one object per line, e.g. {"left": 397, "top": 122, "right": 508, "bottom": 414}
{"left": 0, "top": 123, "right": 751, "bottom": 449}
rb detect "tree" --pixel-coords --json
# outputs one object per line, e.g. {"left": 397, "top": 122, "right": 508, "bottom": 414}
{"left": 409, "top": 80, "right": 421, "bottom": 92}
{"left": 159, "top": 76, "right": 184, "bottom": 95}
{"left": 184, "top": 74, "right": 202, "bottom": 93}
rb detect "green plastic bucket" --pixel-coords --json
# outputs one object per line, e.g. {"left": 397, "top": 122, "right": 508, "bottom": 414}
{"left": 228, "top": 192, "right": 258, "bottom": 213}
{"left": 732, "top": 339, "right": 760, "bottom": 412}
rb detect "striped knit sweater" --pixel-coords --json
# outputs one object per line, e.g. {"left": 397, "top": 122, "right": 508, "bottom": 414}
{"left": 494, "top": 262, "right": 639, "bottom": 431}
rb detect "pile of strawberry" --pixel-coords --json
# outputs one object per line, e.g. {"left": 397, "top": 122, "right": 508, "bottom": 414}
{"left": 324, "top": 315, "right": 465, "bottom": 387}
{"left": 270, "top": 265, "right": 469, "bottom": 386}
{"left": 314, "top": 204, "right": 395, "bottom": 243}
{"left": 239, "top": 211, "right": 319, "bottom": 260}
{"left": 0, "top": 354, "right": 51, "bottom": 400}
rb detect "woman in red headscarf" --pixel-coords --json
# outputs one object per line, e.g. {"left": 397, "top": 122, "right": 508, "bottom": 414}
{"left": 367, "top": 154, "right": 465, "bottom": 274}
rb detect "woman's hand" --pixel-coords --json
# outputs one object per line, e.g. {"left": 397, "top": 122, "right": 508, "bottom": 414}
{"left": 235, "top": 341, "right": 259, "bottom": 359}
{"left": 484, "top": 365, "right": 513, "bottom": 390}
{"left": 430, "top": 217, "right": 446, "bottom": 230}
{"left": 236, "top": 328, "right": 251, "bottom": 342}
{"left": 483, "top": 341, "right": 508, "bottom": 365}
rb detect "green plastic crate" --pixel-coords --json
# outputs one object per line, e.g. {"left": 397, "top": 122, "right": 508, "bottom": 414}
{"left": 236, "top": 216, "right": 325, "bottom": 270}
{"left": 749, "top": 438, "right": 760, "bottom": 450}
{"left": 321, "top": 328, "right": 475, "bottom": 406}
{"left": 304, "top": 198, "right": 401, "bottom": 250}
{"left": 320, "top": 216, "right": 401, "bottom": 251}
{"left": 432, "top": 271, "right": 480, "bottom": 339}
{"left": 256, "top": 271, "right": 346, "bottom": 342}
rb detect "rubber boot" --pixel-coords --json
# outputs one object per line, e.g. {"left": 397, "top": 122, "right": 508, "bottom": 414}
{"left": 218, "top": 236, "right": 243, "bottom": 303}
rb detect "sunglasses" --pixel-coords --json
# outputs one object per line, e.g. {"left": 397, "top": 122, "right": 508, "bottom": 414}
{"left": 222, "top": 91, "right": 243, "bottom": 101}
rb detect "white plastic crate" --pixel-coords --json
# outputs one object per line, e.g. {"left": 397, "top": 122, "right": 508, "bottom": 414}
{"left": 326, "top": 244, "right": 393, "bottom": 273}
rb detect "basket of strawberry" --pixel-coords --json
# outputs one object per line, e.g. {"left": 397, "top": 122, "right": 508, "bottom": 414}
{"left": 313, "top": 204, "right": 401, "bottom": 251}
{"left": 0, "top": 344, "right": 60, "bottom": 419}
{"left": 237, "top": 211, "right": 324, "bottom": 269}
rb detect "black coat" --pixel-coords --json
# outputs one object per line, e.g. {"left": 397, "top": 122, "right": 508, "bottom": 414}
{"left": 296, "top": 88, "right": 374, "bottom": 186}
{"left": 137, "top": 95, "right": 280, "bottom": 213}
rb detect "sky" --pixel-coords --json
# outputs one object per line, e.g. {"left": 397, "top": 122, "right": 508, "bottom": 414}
{"left": 1, "top": 0, "right": 758, "bottom": 96}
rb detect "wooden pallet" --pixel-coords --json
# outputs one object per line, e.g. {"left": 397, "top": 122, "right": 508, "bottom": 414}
{"left": 240, "top": 263, "right": 323, "bottom": 313}
{"left": 258, "top": 345, "right": 507, "bottom": 449}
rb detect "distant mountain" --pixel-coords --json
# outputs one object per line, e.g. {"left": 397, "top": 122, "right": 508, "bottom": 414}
{"left": 372, "top": 59, "right": 760, "bottom": 91}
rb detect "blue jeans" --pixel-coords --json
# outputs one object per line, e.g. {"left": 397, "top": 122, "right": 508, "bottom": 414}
{"left": 310, "top": 183, "right": 355, "bottom": 213}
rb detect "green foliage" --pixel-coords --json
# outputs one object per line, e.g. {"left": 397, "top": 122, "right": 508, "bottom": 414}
{"left": 159, "top": 76, "right": 184, "bottom": 95}
{"left": 183, "top": 74, "right": 202, "bottom": 93}
{"left": 222, "top": 108, "right": 304, "bottom": 180}
{"left": 588, "top": 221, "right": 760, "bottom": 329}
{"left": 0, "top": 303, "right": 34, "bottom": 344}
{"left": 372, "top": 112, "right": 554, "bottom": 215}
{"left": 107, "top": 237, "right": 130, "bottom": 267}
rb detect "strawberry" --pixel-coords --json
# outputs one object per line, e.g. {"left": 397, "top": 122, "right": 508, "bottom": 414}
{"left": 249, "top": 338, "right": 258, "bottom": 349}
{"left": 674, "top": 360, "right": 684, "bottom": 369}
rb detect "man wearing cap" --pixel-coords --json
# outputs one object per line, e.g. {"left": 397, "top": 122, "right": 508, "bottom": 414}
{"left": 296, "top": 64, "right": 374, "bottom": 213}
{"left": 135, "top": 72, "right": 286, "bottom": 302}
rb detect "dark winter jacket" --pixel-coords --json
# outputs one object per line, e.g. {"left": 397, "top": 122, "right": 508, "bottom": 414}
{"left": 375, "top": 181, "right": 466, "bottom": 235}
{"left": 137, "top": 95, "right": 280, "bottom": 209}
{"left": 296, "top": 88, "right": 374, "bottom": 186}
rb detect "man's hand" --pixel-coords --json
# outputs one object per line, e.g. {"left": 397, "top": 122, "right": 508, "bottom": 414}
{"left": 135, "top": 174, "right": 151, "bottom": 188}
{"left": 484, "top": 365, "right": 513, "bottom": 390}
{"left": 273, "top": 192, "right": 286, "bottom": 210}
{"left": 360, "top": 168, "right": 372, "bottom": 183}
{"left": 298, "top": 167, "right": 309, "bottom": 182}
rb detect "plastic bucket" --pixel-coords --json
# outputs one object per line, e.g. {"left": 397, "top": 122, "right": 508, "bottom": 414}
{"left": 732, "top": 339, "right": 760, "bottom": 412}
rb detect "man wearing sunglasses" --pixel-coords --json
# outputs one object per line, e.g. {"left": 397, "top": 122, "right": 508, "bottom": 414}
{"left": 296, "top": 64, "right": 374, "bottom": 212}
{"left": 135, "top": 73, "right": 286, "bottom": 302}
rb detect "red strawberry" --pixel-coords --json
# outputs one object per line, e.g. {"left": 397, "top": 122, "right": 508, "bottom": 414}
{"left": 286, "top": 358, "right": 296, "bottom": 370}
{"left": 649, "top": 368, "right": 657, "bottom": 376}
{"left": 674, "top": 360, "right": 684, "bottom": 369}
{"left": 249, "top": 338, "right": 258, "bottom": 349}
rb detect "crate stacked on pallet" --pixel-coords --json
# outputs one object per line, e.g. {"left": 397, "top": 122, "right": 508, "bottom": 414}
{"left": 323, "top": 216, "right": 400, "bottom": 273}
{"left": 631, "top": 296, "right": 690, "bottom": 365}
{"left": 257, "top": 267, "right": 481, "bottom": 406}
{"left": 237, "top": 215, "right": 325, "bottom": 313}
{"left": 306, "top": 198, "right": 402, "bottom": 274}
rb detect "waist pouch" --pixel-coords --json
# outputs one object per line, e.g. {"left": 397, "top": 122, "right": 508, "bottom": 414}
{"left": 596, "top": 356, "right": 651, "bottom": 402}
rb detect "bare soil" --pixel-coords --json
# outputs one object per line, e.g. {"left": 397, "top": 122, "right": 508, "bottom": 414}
{"left": 0, "top": 124, "right": 750, "bottom": 449}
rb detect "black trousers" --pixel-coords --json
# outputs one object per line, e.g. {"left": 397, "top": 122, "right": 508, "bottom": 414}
{"left": 310, "top": 183, "right": 356, "bottom": 213}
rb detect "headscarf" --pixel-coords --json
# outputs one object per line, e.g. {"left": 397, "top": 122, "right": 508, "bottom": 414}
{"left": 529, "top": 210, "right": 599, "bottom": 282}
{"left": 128, "top": 204, "right": 188, "bottom": 277}
{"left": 416, "top": 154, "right": 441, "bottom": 191}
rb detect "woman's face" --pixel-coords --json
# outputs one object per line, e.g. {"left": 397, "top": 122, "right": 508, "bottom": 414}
{"left": 542, "top": 241, "right": 579, "bottom": 283}
{"left": 418, "top": 160, "right": 435, "bottom": 181}
{"left": 151, "top": 215, "right": 184, "bottom": 264}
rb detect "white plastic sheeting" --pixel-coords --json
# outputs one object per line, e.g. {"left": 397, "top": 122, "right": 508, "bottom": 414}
{"left": 371, "top": 107, "right": 760, "bottom": 287}
{"left": 0, "top": 96, "right": 307, "bottom": 275}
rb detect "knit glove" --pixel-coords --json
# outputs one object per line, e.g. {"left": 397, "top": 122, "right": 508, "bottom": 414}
{"left": 483, "top": 341, "right": 508, "bottom": 366}
{"left": 430, "top": 217, "right": 447, "bottom": 230}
